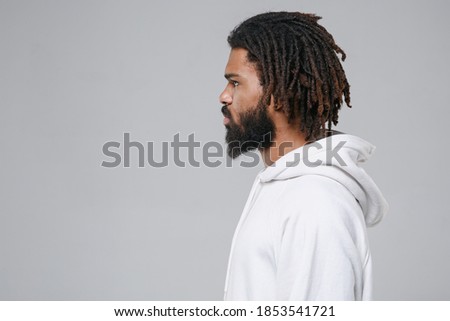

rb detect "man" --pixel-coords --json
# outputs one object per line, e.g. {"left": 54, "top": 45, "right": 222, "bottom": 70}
{"left": 219, "top": 12, "right": 388, "bottom": 300}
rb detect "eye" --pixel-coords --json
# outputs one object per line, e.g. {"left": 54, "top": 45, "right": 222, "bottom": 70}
{"left": 231, "top": 80, "right": 239, "bottom": 87}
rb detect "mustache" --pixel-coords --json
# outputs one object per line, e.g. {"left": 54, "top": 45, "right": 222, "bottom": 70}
{"left": 221, "top": 105, "right": 232, "bottom": 118}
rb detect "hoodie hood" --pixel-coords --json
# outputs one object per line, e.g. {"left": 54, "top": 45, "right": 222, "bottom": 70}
{"left": 258, "top": 133, "right": 388, "bottom": 227}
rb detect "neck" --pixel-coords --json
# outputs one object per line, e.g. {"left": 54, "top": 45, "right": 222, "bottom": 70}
{"left": 260, "top": 127, "right": 307, "bottom": 166}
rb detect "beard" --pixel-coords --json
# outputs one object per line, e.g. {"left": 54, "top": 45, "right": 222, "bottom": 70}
{"left": 222, "top": 100, "right": 275, "bottom": 159}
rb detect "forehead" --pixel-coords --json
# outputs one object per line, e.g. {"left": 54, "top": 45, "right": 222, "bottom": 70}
{"left": 225, "top": 48, "right": 258, "bottom": 76}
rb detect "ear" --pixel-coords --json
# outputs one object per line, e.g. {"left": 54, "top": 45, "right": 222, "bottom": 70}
{"left": 274, "top": 104, "right": 283, "bottom": 111}
{"left": 267, "top": 96, "right": 288, "bottom": 130}
{"left": 268, "top": 95, "right": 283, "bottom": 111}
{"left": 270, "top": 95, "right": 286, "bottom": 112}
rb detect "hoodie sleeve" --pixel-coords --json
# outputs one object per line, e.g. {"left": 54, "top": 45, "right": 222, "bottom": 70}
{"left": 274, "top": 175, "right": 370, "bottom": 301}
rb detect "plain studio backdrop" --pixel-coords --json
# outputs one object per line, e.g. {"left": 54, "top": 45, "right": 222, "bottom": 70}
{"left": 1, "top": 0, "right": 449, "bottom": 300}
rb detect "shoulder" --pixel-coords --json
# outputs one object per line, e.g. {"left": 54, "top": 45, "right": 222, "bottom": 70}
{"left": 275, "top": 175, "right": 362, "bottom": 226}
{"left": 279, "top": 174, "right": 355, "bottom": 206}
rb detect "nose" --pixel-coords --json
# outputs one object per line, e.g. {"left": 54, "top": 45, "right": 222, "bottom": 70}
{"left": 219, "top": 86, "right": 232, "bottom": 106}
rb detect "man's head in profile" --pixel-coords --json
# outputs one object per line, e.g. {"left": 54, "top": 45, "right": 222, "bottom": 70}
{"left": 220, "top": 12, "right": 351, "bottom": 164}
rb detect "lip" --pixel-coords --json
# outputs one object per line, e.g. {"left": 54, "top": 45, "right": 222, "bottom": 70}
{"left": 223, "top": 117, "right": 230, "bottom": 125}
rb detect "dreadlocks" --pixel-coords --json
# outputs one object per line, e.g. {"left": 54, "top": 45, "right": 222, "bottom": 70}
{"left": 227, "top": 11, "right": 351, "bottom": 142}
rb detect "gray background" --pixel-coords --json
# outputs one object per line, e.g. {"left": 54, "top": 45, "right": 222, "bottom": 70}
{"left": 1, "top": 0, "right": 449, "bottom": 300}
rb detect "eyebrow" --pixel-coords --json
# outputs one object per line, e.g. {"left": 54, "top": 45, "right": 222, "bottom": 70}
{"left": 224, "top": 73, "right": 240, "bottom": 80}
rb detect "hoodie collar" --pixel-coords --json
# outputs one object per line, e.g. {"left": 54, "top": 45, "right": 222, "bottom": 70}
{"left": 259, "top": 133, "right": 376, "bottom": 183}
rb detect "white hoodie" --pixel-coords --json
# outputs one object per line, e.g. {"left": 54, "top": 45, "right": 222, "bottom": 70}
{"left": 223, "top": 133, "right": 388, "bottom": 301}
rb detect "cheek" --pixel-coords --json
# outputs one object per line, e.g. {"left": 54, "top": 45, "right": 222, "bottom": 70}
{"left": 244, "top": 86, "right": 263, "bottom": 107}
{"left": 232, "top": 91, "right": 253, "bottom": 112}
{"left": 227, "top": 106, "right": 240, "bottom": 125}
{"left": 230, "top": 86, "right": 262, "bottom": 123}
